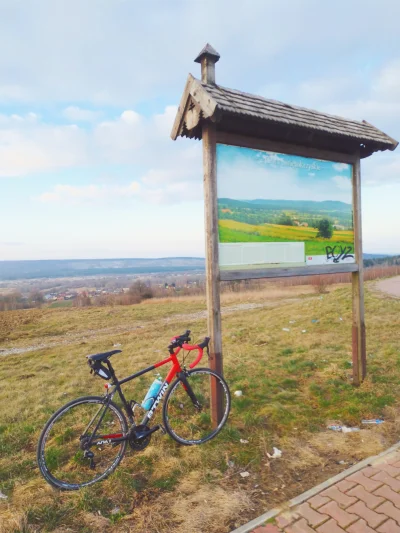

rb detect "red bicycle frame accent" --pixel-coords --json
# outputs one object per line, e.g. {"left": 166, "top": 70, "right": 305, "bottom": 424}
{"left": 154, "top": 344, "right": 204, "bottom": 383}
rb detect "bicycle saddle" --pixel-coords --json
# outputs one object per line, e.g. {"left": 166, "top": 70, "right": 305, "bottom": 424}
{"left": 87, "top": 350, "right": 122, "bottom": 362}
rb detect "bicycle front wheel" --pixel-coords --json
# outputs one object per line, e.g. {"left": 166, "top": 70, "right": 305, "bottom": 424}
{"left": 37, "top": 396, "right": 128, "bottom": 490}
{"left": 163, "top": 368, "right": 230, "bottom": 445}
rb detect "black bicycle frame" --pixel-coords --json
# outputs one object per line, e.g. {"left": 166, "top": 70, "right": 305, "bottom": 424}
{"left": 85, "top": 360, "right": 172, "bottom": 447}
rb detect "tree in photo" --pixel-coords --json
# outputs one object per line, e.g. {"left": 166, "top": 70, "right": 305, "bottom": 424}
{"left": 316, "top": 218, "right": 334, "bottom": 239}
{"left": 278, "top": 213, "right": 293, "bottom": 226}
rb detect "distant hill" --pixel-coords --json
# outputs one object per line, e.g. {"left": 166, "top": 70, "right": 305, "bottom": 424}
{"left": 364, "top": 254, "right": 400, "bottom": 268}
{"left": 364, "top": 253, "right": 394, "bottom": 260}
{"left": 219, "top": 198, "right": 352, "bottom": 212}
{"left": 0, "top": 258, "right": 205, "bottom": 281}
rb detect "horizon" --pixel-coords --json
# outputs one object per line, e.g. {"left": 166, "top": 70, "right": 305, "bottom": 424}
{"left": 0, "top": 251, "right": 399, "bottom": 264}
{"left": 1, "top": 1, "right": 399, "bottom": 259}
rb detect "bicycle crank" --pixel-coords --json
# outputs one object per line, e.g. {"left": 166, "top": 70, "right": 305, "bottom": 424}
{"left": 128, "top": 424, "right": 161, "bottom": 451}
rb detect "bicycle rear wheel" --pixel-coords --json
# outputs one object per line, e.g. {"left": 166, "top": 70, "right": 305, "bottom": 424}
{"left": 163, "top": 368, "right": 230, "bottom": 445}
{"left": 37, "top": 396, "right": 128, "bottom": 490}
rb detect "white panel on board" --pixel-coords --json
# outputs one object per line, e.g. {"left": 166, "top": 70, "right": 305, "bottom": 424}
{"left": 219, "top": 242, "right": 305, "bottom": 267}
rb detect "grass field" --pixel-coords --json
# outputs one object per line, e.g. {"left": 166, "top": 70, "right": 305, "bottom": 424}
{"left": 219, "top": 219, "right": 354, "bottom": 256}
{"left": 1, "top": 283, "right": 400, "bottom": 532}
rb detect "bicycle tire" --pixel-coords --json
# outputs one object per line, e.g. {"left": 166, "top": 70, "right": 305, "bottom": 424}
{"left": 162, "top": 368, "right": 230, "bottom": 446}
{"left": 37, "top": 395, "right": 128, "bottom": 490}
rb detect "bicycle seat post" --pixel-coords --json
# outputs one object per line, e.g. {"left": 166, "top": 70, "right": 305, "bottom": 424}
{"left": 105, "top": 359, "right": 117, "bottom": 383}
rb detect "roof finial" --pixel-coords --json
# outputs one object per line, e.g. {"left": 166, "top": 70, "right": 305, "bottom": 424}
{"left": 194, "top": 43, "right": 220, "bottom": 85}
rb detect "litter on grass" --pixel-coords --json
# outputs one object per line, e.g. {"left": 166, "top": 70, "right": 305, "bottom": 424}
{"left": 240, "top": 439, "right": 249, "bottom": 444}
{"left": 266, "top": 447, "right": 282, "bottom": 459}
{"left": 362, "top": 419, "right": 384, "bottom": 425}
{"left": 234, "top": 390, "right": 243, "bottom": 397}
{"left": 240, "top": 471, "right": 250, "bottom": 478}
{"left": 282, "top": 328, "right": 290, "bottom": 332}
{"left": 327, "top": 425, "right": 360, "bottom": 433}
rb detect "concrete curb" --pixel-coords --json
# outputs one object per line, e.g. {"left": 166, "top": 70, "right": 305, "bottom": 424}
{"left": 230, "top": 441, "right": 400, "bottom": 533}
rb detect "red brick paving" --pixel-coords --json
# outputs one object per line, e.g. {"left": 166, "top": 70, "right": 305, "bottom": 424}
{"left": 249, "top": 449, "right": 400, "bottom": 533}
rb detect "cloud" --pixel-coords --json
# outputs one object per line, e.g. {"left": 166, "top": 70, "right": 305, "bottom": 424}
{"left": 37, "top": 178, "right": 202, "bottom": 206}
{"left": 0, "top": 122, "right": 88, "bottom": 177}
{"left": 333, "top": 163, "right": 350, "bottom": 172}
{"left": 0, "top": 104, "right": 200, "bottom": 193}
{"left": 332, "top": 175, "right": 351, "bottom": 190}
{"left": 0, "top": 0, "right": 399, "bottom": 106}
{"left": 63, "top": 106, "right": 103, "bottom": 122}
{"left": 218, "top": 157, "right": 351, "bottom": 202}
{"left": 362, "top": 151, "right": 400, "bottom": 187}
{"left": 372, "top": 60, "right": 400, "bottom": 100}
{"left": 38, "top": 182, "right": 141, "bottom": 204}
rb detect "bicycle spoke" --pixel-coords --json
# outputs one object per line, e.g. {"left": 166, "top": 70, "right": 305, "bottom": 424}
{"left": 163, "top": 369, "right": 230, "bottom": 445}
{"left": 38, "top": 398, "right": 127, "bottom": 489}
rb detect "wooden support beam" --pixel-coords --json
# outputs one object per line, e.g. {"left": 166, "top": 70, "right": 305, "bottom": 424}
{"left": 216, "top": 132, "right": 358, "bottom": 165}
{"left": 203, "top": 120, "right": 224, "bottom": 425}
{"left": 352, "top": 155, "right": 366, "bottom": 385}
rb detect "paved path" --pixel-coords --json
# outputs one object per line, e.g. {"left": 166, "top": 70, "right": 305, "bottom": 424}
{"left": 251, "top": 447, "right": 400, "bottom": 533}
{"left": 375, "top": 276, "right": 400, "bottom": 298}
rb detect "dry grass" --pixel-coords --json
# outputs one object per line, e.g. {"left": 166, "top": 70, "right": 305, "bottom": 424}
{"left": 1, "top": 282, "right": 400, "bottom": 532}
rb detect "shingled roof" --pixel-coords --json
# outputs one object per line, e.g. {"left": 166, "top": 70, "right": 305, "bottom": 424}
{"left": 171, "top": 74, "right": 398, "bottom": 158}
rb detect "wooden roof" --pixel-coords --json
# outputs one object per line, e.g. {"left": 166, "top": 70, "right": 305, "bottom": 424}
{"left": 171, "top": 74, "right": 398, "bottom": 158}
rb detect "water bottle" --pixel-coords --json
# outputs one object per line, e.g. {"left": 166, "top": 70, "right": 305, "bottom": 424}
{"left": 141, "top": 375, "right": 163, "bottom": 411}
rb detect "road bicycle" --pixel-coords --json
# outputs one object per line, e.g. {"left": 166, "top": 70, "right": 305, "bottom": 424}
{"left": 37, "top": 330, "right": 231, "bottom": 490}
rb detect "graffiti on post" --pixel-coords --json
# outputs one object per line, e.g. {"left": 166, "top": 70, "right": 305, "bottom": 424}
{"left": 325, "top": 245, "right": 354, "bottom": 264}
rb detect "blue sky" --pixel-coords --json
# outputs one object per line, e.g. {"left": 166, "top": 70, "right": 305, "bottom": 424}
{"left": 0, "top": 0, "right": 399, "bottom": 259}
{"left": 217, "top": 145, "right": 353, "bottom": 203}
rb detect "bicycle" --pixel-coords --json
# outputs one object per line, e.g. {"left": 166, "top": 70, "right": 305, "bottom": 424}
{"left": 37, "top": 330, "right": 231, "bottom": 490}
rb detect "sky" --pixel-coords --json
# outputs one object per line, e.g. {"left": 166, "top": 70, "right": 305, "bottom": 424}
{"left": 217, "top": 145, "right": 353, "bottom": 203}
{"left": 1, "top": 0, "right": 400, "bottom": 260}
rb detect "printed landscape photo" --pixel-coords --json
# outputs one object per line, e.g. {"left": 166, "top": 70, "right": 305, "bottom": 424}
{"left": 217, "top": 144, "right": 355, "bottom": 269}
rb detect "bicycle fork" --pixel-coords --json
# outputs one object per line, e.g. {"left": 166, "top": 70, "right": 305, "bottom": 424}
{"left": 177, "top": 372, "right": 202, "bottom": 410}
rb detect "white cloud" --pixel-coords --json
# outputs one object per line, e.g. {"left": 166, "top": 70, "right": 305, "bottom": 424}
{"left": 362, "top": 151, "right": 400, "bottom": 186}
{"left": 218, "top": 158, "right": 351, "bottom": 202}
{"left": 38, "top": 182, "right": 141, "bottom": 204}
{"left": 372, "top": 60, "right": 400, "bottom": 100}
{"left": 37, "top": 178, "right": 202, "bottom": 206}
{"left": 63, "top": 106, "right": 103, "bottom": 122}
{"left": 32, "top": 103, "right": 202, "bottom": 205}
{"left": 333, "top": 163, "right": 350, "bottom": 172}
{"left": 332, "top": 175, "right": 351, "bottom": 190}
{"left": 0, "top": 123, "right": 88, "bottom": 177}
{"left": 0, "top": 0, "right": 399, "bottom": 106}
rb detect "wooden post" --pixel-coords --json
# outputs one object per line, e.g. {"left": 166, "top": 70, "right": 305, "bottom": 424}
{"left": 352, "top": 154, "right": 367, "bottom": 384}
{"left": 196, "top": 45, "right": 224, "bottom": 424}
